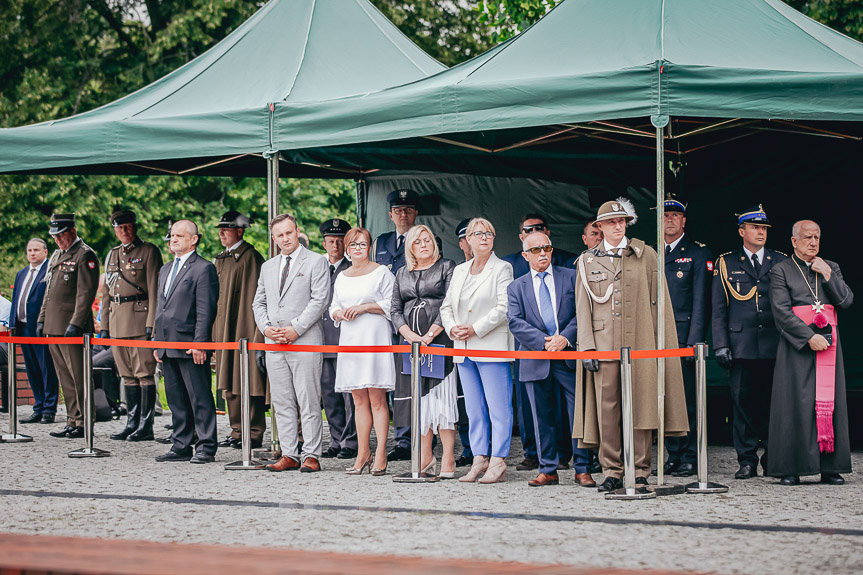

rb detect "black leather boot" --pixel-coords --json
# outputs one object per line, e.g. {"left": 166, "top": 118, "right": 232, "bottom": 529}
{"left": 111, "top": 386, "right": 140, "bottom": 440}
{"left": 128, "top": 385, "right": 156, "bottom": 442}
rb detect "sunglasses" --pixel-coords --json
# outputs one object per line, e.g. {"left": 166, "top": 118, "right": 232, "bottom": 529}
{"left": 521, "top": 223, "right": 548, "bottom": 234}
{"left": 524, "top": 245, "right": 553, "bottom": 255}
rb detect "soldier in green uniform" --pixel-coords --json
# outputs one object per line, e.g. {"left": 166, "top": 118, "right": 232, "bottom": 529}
{"left": 37, "top": 213, "right": 100, "bottom": 439}
{"left": 213, "top": 210, "right": 267, "bottom": 449}
{"left": 102, "top": 209, "right": 163, "bottom": 442}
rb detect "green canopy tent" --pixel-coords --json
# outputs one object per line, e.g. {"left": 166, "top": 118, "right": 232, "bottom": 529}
{"left": 0, "top": 0, "right": 444, "bottom": 179}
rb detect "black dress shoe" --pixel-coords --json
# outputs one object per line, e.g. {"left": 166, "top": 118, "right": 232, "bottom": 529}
{"left": 597, "top": 476, "right": 623, "bottom": 492}
{"left": 387, "top": 445, "right": 411, "bottom": 461}
{"left": 154, "top": 437, "right": 172, "bottom": 444}
{"left": 250, "top": 439, "right": 263, "bottom": 449}
{"left": 50, "top": 426, "right": 75, "bottom": 438}
{"left": 322, "top": 446, "right": 341, "bottom": 458}
{"left": 672, "top": 462, "right": 696, "bottom": 477}
{"left": 734, "top": 464, "right": 757, "bottom": 479}
{"left": 455, "top": 454, "right": 473, "bottom": 467}
{"left": 336, "top": 448, "right": 357, "bottom": 459}
{"left": 516, "top": 457, "right": 539, "bottom": 471}
{"left": 190, "top": 453, "right": 216, "bottom": 464}
{"left": 663, "top": 460, "right": 681, "bottom": 474}
{"left": 635, "top": 477, "right": 649, "bottom": 486}
{"left": 155, "top": 450, "right": 192, "bottom": 462}
{"left": 19, "top": 412, "right": 43, "bottom": 424}
{"left": 779, "top": 475, "right": 800, "bottom": 486}
{"left": 589, "top": 461, "right": 603, "bottom": 474}
{"left": 820, "top": 473, "right": 845, "bottom": 485}
{"left": 66, "top": 426, "right": 85, "bottom": 438}
{"left": 40, "top": 413, "right": 55, "bottom": 424}
{"left": 218, "top": 436, "right": 239, "bottom": 448}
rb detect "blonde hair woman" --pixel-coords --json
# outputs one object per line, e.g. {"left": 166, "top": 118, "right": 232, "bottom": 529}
{"left": 440, "top": 218, "right": 514, "bottom": 483}
{"left": 391, "top": 225, "right": 457, "bottom": 477}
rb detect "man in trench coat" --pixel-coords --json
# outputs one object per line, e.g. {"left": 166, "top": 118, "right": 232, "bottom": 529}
{"left": 212, "top": 210, "right": 267, "bottom": 449}
{"left": 573, "top": 200, "right": 688, "bottom": 492}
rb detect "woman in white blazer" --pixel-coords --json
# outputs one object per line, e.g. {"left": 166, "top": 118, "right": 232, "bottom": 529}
{"left": 441, "top": 217, "right": 514, "bottom": 483}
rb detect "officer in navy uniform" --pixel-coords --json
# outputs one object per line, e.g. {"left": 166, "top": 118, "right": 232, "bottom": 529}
{"left": 371, "top": 189, "right": 419, "bottom": 461}
{"left": 659, "top": 196, "right": 713, "bottom": 477}
{"left": 319, "top": 218, "right": 358, "bottom": 459}
{"left": 712, "top": 205, "right": 786, "bottom": 480}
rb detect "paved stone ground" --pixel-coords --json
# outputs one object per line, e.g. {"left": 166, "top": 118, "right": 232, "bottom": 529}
{"left": 1, "top": 406, "right": 861, "bottom": 575}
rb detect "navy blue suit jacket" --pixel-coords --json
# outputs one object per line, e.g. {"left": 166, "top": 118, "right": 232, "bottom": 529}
{"left": 9, "top": 264, "right": 48, "bottom": 335}
{"left": 502, "top": 248, "right": 576, "bottom": 280}
{"left": 507, "top": 265, "right": 578, "bottom": 381}
{"left": 154, "top": 252, "right": 219, "bottom": 360}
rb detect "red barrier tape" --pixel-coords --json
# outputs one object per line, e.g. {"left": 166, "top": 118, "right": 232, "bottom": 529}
{"left": 0, "top": 335, "right": 696, "bottom": 360}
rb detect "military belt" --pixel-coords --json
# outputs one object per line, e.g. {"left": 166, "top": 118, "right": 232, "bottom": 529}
{"left": 111, "top": 293, "right": 148, "bottom": 304}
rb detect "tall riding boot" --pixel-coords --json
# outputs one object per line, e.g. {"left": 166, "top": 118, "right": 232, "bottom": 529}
{"left": 111, "top": 386, "right": 140, "bottom": 440}
{"left": 128, "top": 385, "right": 156, "bottom": 442}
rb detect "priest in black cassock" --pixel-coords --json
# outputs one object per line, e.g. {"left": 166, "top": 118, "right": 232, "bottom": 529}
{"left": 767, "top": 220, "right": 853, "bottom": 486}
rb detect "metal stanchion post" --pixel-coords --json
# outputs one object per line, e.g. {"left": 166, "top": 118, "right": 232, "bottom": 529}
{"left": 2, "top": 330, "right": 33, "bottom": 443}
{"left": 226, "top": 339, "right": 265, "bottom": 470}
{"left": 69, "top": 334, "right": 110, "bottom": 457}
{"left": 686, "top": 343, "right": 728, "bottom": 494}
{"left": 607, "top": 347, "right": 655, "bottom": 500}
{"left": 394, "top": 341, "right": 438, "bottom": 483}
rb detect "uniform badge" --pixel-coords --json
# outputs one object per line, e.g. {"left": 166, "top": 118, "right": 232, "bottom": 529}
{"left": 706, "top": 261, "right": 714, "bottom": 272}
{"left": 63, "top": 274, "right": 69, "bottom": 281}
{"left": 332, "top": 219, "right": 338, "bottom": 228}
{"left": 674, "top": 258, "right": 692, "bottom": 263}
{"left": 400, "top": 190, "right": 407, "bottom": 199}
{"left": 612, "top": 203, "right": 620, "bottom": 211}
{"left": 586, "top": 257, "right": 593, "bottom": 263}
{"left": 676, "top": 270, "right": 684, "bottom": 278}
{"left": 126, "top": 263, "right": 132, "bottom": 269}
{"left": 88, "top": 261, "right": 96, "bottom": 269}
{"left": 129, "top": 258, "right": 142, "bottom": 264}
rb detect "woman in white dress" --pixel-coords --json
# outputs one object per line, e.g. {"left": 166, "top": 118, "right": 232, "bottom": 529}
{"left": 330, "top": 227, "right": 396, "bottom": 475}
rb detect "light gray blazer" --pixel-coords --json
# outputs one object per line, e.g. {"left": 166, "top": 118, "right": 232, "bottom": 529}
{"left": 253, "top": 244, "right": 330, "bottom": 346}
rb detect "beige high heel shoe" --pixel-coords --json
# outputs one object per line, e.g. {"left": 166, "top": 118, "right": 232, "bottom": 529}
{"left": 478, "top": 456, "right": 507, "bottom": 484}
{"left": 458, "top": 455, "right": 489, "bottom": 482}
{"left": 421, "top": 457, "right": 438, "bottom": 476}
{"left": 345, "top": 455, "right": 372, "bottom": 475}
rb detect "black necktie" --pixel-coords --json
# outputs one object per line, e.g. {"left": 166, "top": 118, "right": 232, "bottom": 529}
{"left": 396, "top": 235, "right": 404, "bottom": 251}
{"left": 329, "top": 264, "right": 335, "bottom": 277}
{"left": 751, "top": 253, "right": 762, "bottom": 275}
{"left": 17, "top": 268, "right": 35, "bottom": 321}
{"left": 280, "top": 256, "right": 291, "bottom": 292}
{"left": 665, "top": 245, "right": 671, "bottom": 257}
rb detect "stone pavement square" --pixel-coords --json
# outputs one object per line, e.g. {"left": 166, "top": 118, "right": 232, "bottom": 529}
{"left": 1, "top": 407, "right": 861, "bottom": 575}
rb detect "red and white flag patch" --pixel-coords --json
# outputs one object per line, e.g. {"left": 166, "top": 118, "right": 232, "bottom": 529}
{"left": 706, "top": 261, "right": 714, "bottom": 272}
{"left": 88, "top": 261, "right": 96, "bottom": 269}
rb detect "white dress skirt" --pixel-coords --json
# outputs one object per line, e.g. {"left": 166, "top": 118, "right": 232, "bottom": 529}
{"left": 330, "top": 265, "right": 396, "bottom": 392}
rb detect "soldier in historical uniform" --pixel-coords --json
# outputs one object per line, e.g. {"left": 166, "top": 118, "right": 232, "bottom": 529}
{"left": 212, "top": 210, "right": 267, "bottom": 450}
{"left": 371, "top": 189, "right": 420, "bottom": 461}
{"left": 319, "top": 218, "right": 358, "bottom": 459}
{"left": 37, "top": 213, "right": 100, "bottom": 439}
{"left": 101, "top": 209, "right": 163, "bottom": 441}
{"left": 573, "top": 200, "right": 688, "bottom": 492}
{"left": 659, "top": 196, "right": 713, "bottom": 477}
{"left": 712, "top": 205, "right": 787, "bottom": 480}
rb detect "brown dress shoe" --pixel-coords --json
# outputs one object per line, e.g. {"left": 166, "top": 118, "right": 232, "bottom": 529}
{"left": 574, "top": 472, "right": 597, "bottom": 487}
{"left": 528, "top": 472, "right": 560, "bottom": 487}
{"left": 265, "top": 456, "right": 300, "bottom": 472}
{"left": 300, "top": 457, "right": 321, "bottom": 473}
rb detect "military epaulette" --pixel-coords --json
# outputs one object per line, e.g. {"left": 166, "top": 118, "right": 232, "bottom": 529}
{"left": 80, "top": 242, "right": 96, "bottom": 254}
{"left": 717, "top": 251, "right": 732, "bottom": 259}
{"left": 772, "top": 250, "right": 788, "bottom": 257}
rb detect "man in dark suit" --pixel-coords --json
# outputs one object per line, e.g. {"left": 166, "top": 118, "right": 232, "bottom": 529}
{"left": 660, "top": 197, "right": 713, "bottom": 477}
{"left": 319, "top": 218, "right": 358, "bottom": 459}
{"left": 10, "top": 238, "right": 59, "bottom": 424}
{"left": 153, "top": 220, "right": 220, "bottom": 464}
{"left": 712, "top": 205, "right": 786, "bottom": 479}
{"left": 502, "top": 214, "right": 577, "bottom": 472}
{"left": 371, "top": 189, "right": 419, "bottom": 461}
{"left": 507, "top": 232, "right": 593, "bottom": 487}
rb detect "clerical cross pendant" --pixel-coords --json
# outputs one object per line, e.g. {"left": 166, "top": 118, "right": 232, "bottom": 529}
{"left": 811, "top": 300, "right": 825, "bottom": 312}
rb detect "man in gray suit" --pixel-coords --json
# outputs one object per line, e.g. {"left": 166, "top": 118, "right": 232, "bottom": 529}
{"left": 253, "top": 214, "right": 330, "bottom": 473}
{"left": 153, "top": 220, "right": 220, "bottom": 464}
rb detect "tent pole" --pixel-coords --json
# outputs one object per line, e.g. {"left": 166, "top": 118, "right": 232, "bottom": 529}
{"left": 356, "top": 178, "right": 367, "bottom": 228}
{"left": 258, "top": 151, "right": 281, "bottom": 461}
{"left": 652, "top": 116, "right": 668, "bottom": 488}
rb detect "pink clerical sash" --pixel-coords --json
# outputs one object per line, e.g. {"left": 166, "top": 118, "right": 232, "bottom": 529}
{"left": 791, "top": 304, "right": 837, "bottom": 453}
